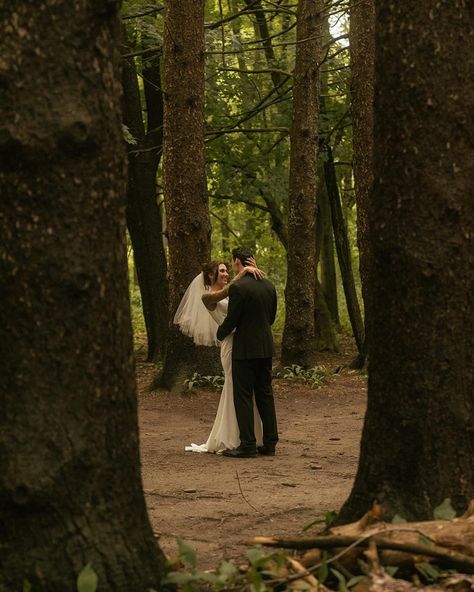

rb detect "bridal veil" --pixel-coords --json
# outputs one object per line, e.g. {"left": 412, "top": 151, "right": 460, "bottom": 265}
{"left": 173, "top": 272, "right": 219, "bottom": 346}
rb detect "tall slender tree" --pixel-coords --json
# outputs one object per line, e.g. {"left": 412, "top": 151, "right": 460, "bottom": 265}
{"left": 349, "top": 0, "right": 374, "bottom": 363}
{"left": 338, "top": 0, "right": 474, "bottom": 522}
{"left": 159, "top": 0, "right": 219, "bottom": 391}
{"left": 281, "top": 0, "right": 323, "bottom": 368}
{"left": 122, "top": 27, "right": 169, "bottom": 362}
{"left": 318, "top": 7, "right": 339, "bottom": 331}
{"left": 315, "top": 166, "right": 339, "bottom": 351}
{"left": 0, "top": 1, "right": 167, "bottom": 589}
{"left": 325, "top": 145, "right": 365, "bottom": 355}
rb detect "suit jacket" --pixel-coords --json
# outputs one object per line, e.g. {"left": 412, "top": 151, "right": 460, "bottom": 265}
{"left": 216, "top": 275, "right": 277, "bottom": 359}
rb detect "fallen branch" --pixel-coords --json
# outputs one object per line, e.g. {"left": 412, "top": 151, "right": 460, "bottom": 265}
{"left": 252, "top": 533, "right": 474, "bottom": 573}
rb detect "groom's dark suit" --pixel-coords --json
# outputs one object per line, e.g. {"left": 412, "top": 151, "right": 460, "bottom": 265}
{"left": 217, "top": 275, "right": 279, "bottom": 453}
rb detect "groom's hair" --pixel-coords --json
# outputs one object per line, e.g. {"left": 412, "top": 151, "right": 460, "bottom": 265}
{"left": 232, "top": 246, "right": 254, "bottom": 266}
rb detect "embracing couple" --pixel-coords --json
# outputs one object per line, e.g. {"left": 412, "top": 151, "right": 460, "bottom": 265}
{"left": 174, "top": 246, "right": 279, "bottom": 458}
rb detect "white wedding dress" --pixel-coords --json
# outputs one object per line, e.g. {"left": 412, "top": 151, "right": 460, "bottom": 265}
{"left": 185, "top": 298, "right": 263, "bottom": 453}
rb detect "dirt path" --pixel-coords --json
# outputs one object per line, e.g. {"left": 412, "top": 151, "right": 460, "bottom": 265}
{"left": 137, "top": 346, "right": 367, "bottom": 570}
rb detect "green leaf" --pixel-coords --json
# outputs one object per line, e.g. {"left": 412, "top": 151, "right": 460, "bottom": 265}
{"left": 195, "top": 571, "right": 220, "bottom": 584}
{"left": 347, "top": 575, "right": 368, "bottom": 588}
{"left": 23, "top": 580, "right": 32, "bottom": 592}
{"left": 433, "top": 498, "right": 456, "bottom": 520}
{"left": 302, "top": 518, "right": 325, "bottom": 532}
{"left": 418, "top": 533, "right": 435, "bottom": 546}
{"left": 247, "top": 547, "right": 265, "bottom": 566}
{"left": 392, "top": 514, "right": 407, "bottom": 524}
{"left": 249, "top": 580, "right": 266, "bottom": 592}
{"left": 76, "top": 564, "right": 98, "bottom": 592}
{"left": 218, "top": 560, "right": 238, "bottom": 580}
{"left": 161, "top": 571, "right": 195, "bottom": 585}
{"left": 318, "top": 551, "right": 329, "bottom": 583}
{"left": 331, "top": 568, "right": 349, "bottom": 592}
{"left": 324, "top": 510, "right": 338, "bottom": 527}
{"left": 384, "top": 566, "right": 399, "bottom": 577}
{"left": 177, "top": 538, "right": 198, "bottom": 568}
{"left": 415, "top": 561, "right": 442, "bottom": 582}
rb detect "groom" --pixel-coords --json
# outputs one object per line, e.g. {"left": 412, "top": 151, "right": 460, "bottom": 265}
{"left": 217, "top": 246, "right": 279, "bottom": 458}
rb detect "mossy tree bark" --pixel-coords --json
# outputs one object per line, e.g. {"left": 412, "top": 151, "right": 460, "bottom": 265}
{"left": 338, "top": 0, "right": 474, "bottom": 522}
{"left": 281, "top": 0, "right": 322, "bottom": 368}
{"left": 159, "top": 0, "right": 220, "bottom": 391}
{"left": 0, "top": 1, "right": 167, "bottom": 590}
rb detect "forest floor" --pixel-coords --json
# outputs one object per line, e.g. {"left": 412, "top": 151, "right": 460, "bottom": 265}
{"left": 136, "top": 336, "right": 367, "bottom": 571}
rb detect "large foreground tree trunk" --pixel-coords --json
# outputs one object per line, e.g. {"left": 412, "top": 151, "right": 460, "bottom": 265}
{"left": 159, "top": 0, "right": 219, "bottom": 391}
{"left": 338, "top": 0, "right": 474, "bottom": 522}
{"left": 281, "top": 0, "right": 322, "bottom": 368}
{"left": 0, "top": 2, "right": 167, "bottom": 590}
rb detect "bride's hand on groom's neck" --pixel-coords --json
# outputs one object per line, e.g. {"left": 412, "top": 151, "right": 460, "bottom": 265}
{"left": 243, "top": 257, "right": 265, "bottom": 280}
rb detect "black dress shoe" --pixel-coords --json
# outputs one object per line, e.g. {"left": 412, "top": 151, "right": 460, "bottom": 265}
{"left": 222, "top": 447, "right": 257, "bottom": 458}
{"left": 257, "top": 446, "right": 276, "bottom": 456}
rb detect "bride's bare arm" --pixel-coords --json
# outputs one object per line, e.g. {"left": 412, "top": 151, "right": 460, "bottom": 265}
{"left": 202, "top": 286, "right": 229, "bottom": 310}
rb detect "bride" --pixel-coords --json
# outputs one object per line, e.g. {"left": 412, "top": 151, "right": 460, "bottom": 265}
{"left": 174, "top": 259, "right": 263, "bottom": 453}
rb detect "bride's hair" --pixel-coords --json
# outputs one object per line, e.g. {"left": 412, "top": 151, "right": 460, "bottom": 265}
{"left": 202, "top": 260, "right": 227, "bottom": 287}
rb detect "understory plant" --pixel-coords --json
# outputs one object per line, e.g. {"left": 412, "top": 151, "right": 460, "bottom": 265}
{"left": 184, "top": 372, "right": 225, "bottom": 390}
{"left": 277, "top": 364, "right": 332, "bottom": 388}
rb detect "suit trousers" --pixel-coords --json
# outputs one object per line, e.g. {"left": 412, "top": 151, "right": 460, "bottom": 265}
{"left": 232, "top": 357, "right": 278, "bottom": 451}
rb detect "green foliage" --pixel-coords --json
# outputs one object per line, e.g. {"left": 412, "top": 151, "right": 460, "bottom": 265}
{"left": 391, "top": 514, "right": 408, "bottom": 524}
{"left": 303, "top": 510, "right": 338, "bottom": 532}
{"left": 318, "top": 550, "right": 329, "bottom": 584}
{"left": 414, "top": 562, "right": 444, "bottom": 583}
{"left": 277, "top": 365, "right": 332, "bottom": 388}
{"left": 184, "top": 372, "right": 225, "bottom": 390}
{"left": 433, "top": 498, "right": 457, "bottom": 520}
{"left": 163, "top": 540, "right": 286, "bottom": 592}
{"left": 76, "top": 564, "right": 98, "bottom": 592}
{"left": 330, "top": 568, "right": 349, "bottom": 592}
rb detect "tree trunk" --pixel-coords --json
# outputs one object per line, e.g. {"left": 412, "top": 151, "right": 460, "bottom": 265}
{"left": 0, "top": 2, "right": 167, "bottom": 590}
{"left": 122, "top": 33, "right": 169, "bottom": 362}
{"left": 315, "top": 166, "right": 338, "bottom": 352}
{"left": 159, "top": 0, "right": 220, "bottom": 391}
{"left": 338, "top": 0, "right": 474, "bottom": 522}
{"left": 314, "top": 277, "right": 339, "bottom": 352}
{"left": 243, "top": 0, "right": 284, "bottom": 88}
{"left": 313, "top": 10, "right": 338, "bottom": 351}
{"left": 319, "top": 166, "right": 339, "bottom": 326}
{"left": 325, "top": 145, "right": 365, "bottom": 355}
{"left": 281, "top": 0, "right": 322, "bottom": 368}
{"left": 349, "top": 0, "right": 374, "bottom": 363}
